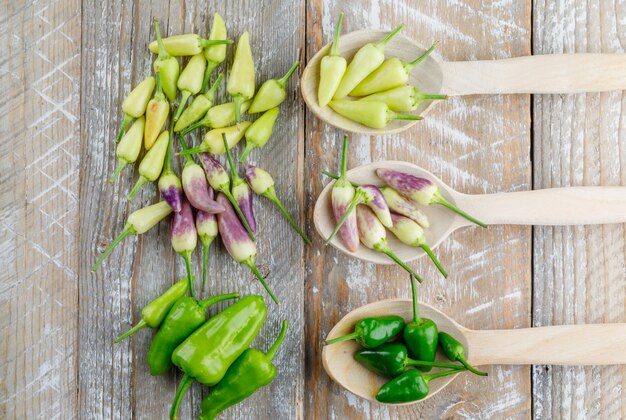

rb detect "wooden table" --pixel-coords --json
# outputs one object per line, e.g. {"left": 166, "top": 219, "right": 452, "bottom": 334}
{"left": 2, "top": 0, "right": 625, "bottom": 418}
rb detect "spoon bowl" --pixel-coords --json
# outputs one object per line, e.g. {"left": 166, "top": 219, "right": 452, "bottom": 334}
{"left": 314, "top": 160, "right": 626, "bottom": 265}
{"left": 323, "top": 298, "right": 626, "bottom": 405}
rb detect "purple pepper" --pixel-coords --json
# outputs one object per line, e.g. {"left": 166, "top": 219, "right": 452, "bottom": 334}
{"left": 171, "top": 199, "right": 198, "bottom": 297}
{"left": 222, "top": 133, "right": 257, "bottom": 234}
{"left": 380, "top": 186, "right": 430, "bottom": 228}
{"left": 157, "top": 128, "right": 184, "bottom": 212}
{"left": 376, "top": 168, "right": 486, "bottom": 228}
{"left": 215, "top": 193, "right": 278, "bottom": 304}
{"left": 195, "top": 209, "right": 218, "bottom": 290}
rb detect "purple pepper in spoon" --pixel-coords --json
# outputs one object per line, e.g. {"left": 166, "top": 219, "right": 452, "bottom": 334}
{"left": 158, "top": 127, "right": 184, "bottom": 212}
{"left": 196, "top": 208, "right": 218, "bottom": 291}
{"left": 222, "top": 133, "right": 256, "bottom": 234}
{"left": 376, "top": 168, "right": 487, "bottom": 228}
{"left": 215, "top": 193, "right": 278, "bottom": 304}
{"left": 356, "top": 205, "right": 423, "bottom": 282}
{"left": 171, "top": 199, "right": 198, "bottom": 298}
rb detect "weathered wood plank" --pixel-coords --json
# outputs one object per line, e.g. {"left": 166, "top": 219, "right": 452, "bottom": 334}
{"left": 0, "top": 0, "right": 81, "bottom": 418}
{"left": 79, "top": 0, "right": 305, "bottom": 418}
{"left": 305, "top": 1, "right": 532, "bottom": 418}
{"left": 532, "top": 1, "right": 626, "bottom": 418}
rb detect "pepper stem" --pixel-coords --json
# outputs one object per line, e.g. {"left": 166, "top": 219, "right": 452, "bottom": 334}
{"left": 432, "top": 190, "right": 487, "bottom": 228}
{"left": 244, "top": 260, "right": 279, "bottom": 304}
{"left": 329, "top": 12, "right": 344, "bottom": 56}
{"left": 339, "top": 135, "right": 349, "bottom": 178}
{"left": 169, "top": 373, "right": 194, "bottom": 420}
{"left": 239, "top": 142, "right": 255, "bottom": 163}
{"left": 406, "top": 358, "right": 465, "bottom": 370}
{"left": 114, "top": 319, "right": 147, "bottom": 343}
{"left": 457, "top": 357, "right": 488, "bottom": 376}
{"left": 178, "top": 145, "right": 205, "bottom": 156}
{"left": 91, "top": 225, "right": 136, "bottom": 271}
{"left": 264, "top": 188, "right": 312, "bottom": 245}
{"left": 410, "top": 273, "right": 420, "bottom": 323}
{"left": 200, "top": 62, "right": 218, "bottom": 92}
{"left": 405, "top": 41, "right": 437, "bottom": 72}
{"left": 416, "top": 92, "right": 448, "bottom": 102}
{"left": 377, "top": 24, "right": 405, "bottom": 49}
{"left": 198, "top": 292, "right": 239, "bottom": 309}
{"left": 391, "top": 112, "right": 423, "bottom": 122}
{"left": 182, "top": 251, "right": 195, "bottom": 298}
{"left": 222, "top": 133, "right": 240, "bottom": 182}
{"left": 109, "top": 158, "right": 128, "bottom": 184}
{"left": 233, "top": 95, "right": 245, "bottom": 124}
{"left": 266, "top": 319, "right": 289, "bottom": 360}
{"left": 202, "top": 243, "right": 209, "bottom": 290}
{"left": 423, "top": 367, "right": 465, "bottom": 383}
{"left": 116, "top": 114, "right": 132, "bottom": 143}
{"left": 326, "top": 331, "right": 359, "bottom": 345}
{"left": 162, "top": 126, "right": 174, "bottom": 172}
{"left": 380, "top": 244, "right": 423, "bottom": 283}
{"left": 173, "top": 90, "right": 191, "bottom": 122}
{"left": 199, "top": 38, "right": 233, "bottom": 48}
{"left": 127, "top": 176, "right": 148, "bottom": 199}
{"left": 421, "top": 243, "right": 447, "bottom": 278}
{"left": 321, "top": 170, "right": 360, "bottom": 187}
{"left": 177, "top": 134, "right": 193, "bottom": 164}
{"left": 180, "top": 120, "right": 204, "bottom": 136}
{"left": 277, "top": 60, "right": 300, "bottom": 87}
{"left": 154, "top": 71, "right": 165, "bottom": 101}
{"left": 325, "top": 192, "right": 362, "bottom": 245}
{"left": 223, "top": 189, "right": 255, "bottom": 241}
{"left": 153, "top": 20, "right": 170, "bottom": 60}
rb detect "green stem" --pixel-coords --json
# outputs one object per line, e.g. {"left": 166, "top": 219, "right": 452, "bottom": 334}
{"left": 380, "top": 245, "right": 423, "bottom": 283}
{"left": 245, "top": 260, "right": 279, "bottom": 304}
{"left": 154, "top": 19, "right": 170, "bottom": 60}
{"left": 173, "top": 90, "right": 191, "bottom": 122}
{"left": 176, "top": 133, "right": 193, "bottom": 164}
{"left": 325, "top": 193, "right": 362, "bottom": 245}
{"left": 202, "top": 243, "right": 209, "bottom": 290}
{"left": 199, "top": 38, "right": 233, "bottom": 48}
{"left": 127, "top": 176, "right": 147, "bottom": 199}
{"left": 458, "top": 357, "right": 488, "bottom": 376}
{"left": 91, "top": 225, "right": 136, "bottom": 271}
{"left": 377, "top": 24, "right": 405, "bottom": 48}
{"left": 178, "top": 146, "right": 205, "bottom": 156}
{"left": 416, "top": 93, "right": 448, "bottom": 102}
{"left": 410, "top": 273, "right": 420, "bottom": 323}
{"left": 233, "top": 95, "right": 244, "bottom": 124}
{"left": 432, "top": 191, "right": 487, "bottom": 228}
{"left": 329, "top": 12, "right": 344, "bottom": 56}
{"left": 169, "top": 373, "right": 194, "bottom": 420}
{"left": 405, "top": 41, "right": 437, "bottom": 72}
{"left": 339, "top": 135, "right": 348, "bottom": 178}
{"left": 277, "top": 60, "right": 300, "bottom": 87}
{"left": 180, "top": 120, "right": 204, "bottom": 136}
{"left": 325, "top": 331, "right": 359, "bottom": 345}
{"left": 182, "top": 251, "right": 195, "bottom": 298}
{"left": 392, "top": 112, "right": 423, "bottom": 121}
{"left": 114, "top": 319, "right": 147, "bottom": 343}
{"left": 200, "top": 62, "right": 218, "bottom": 92}
{"left": 239, "top": 142, "right": 255, "bottom": 163}
{"left": 223, "top": 189, "right": 255, "bottom": 241}
{"left": 155, "top": 71, "right": 165, "bottom": 101}
{"left": 222, "top": 133, "right": 241, "bottom": 183}
{"left": 422, "top": 244, "right": 447, "bottom": 278}
{"left": 162, "top": 126, "right": 174, "bottom": 172}
{"left": 265, "top": 320, "right": 289, "bottom": 360}
{"left": 109, "top": 159, "right": 128, "bottom": 184}
{"left": 265, "top": 189, "right": 311, "bottom": 245}
{"left": 424, "top": 367, "right": 465, "bottom": 383}
{"left": 406, "top": 359, "right": 465, "bottom": 370}
{"left": 116, "top": 114, "right": 132, "bottom": 143}
{"left": 321, "top": 170, "right": 360, "bottom": 187}
{"left": 198, "top": 292, "right": 239, "bottom": 309}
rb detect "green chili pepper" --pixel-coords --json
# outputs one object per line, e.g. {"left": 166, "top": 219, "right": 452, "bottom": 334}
{"left": 91, "top": 201, "right": 173, "bottom": 271}
{"left": 201, "top": 13, "right": 228, "bottom": 91}
{"left": 172, "top": 53, "right": 207, "bottom": 122}
{"left": 239, "top": 107, "right": 279, "bottom": 162}
{"left": 248, "top": 60, "right": 299, "bottom": 114}
{"left": 148, "top": 34, "right": 232, "bottom": 56}
{"left": 114, "top": 278, "right": 188, "bottom": 343}
{"left": 144, "top": 74, "right": 170, "bottom": 150}
{"left": 181, "top": 122, "right": 251, "bottom": 156}
{"left": 178, "top": 100, "right": 251, "bottom": 136}
{"left": 169, "top": 295, "right": 267, "bottom": 419}
{"left": 403, "top": 274, "right": 438, "bottom": 371}
{"left": 227, "top": 32, "right": 255, "bottom": 123}
{"left": 318, "top": 12, "right": 346, "bottom": 107}
{"left": 355, "top": 342, "right": 464, "bottom": 378}
{"left": 376, "top": 368, "right": 462, "bottom": 404}
{"left": 128, "top": 130, "right": 169, "bottom": 199}
{"left": 360, "top": 85, "right": 447, "bottom": 112}
{"left": 199, "top": 320, "right": 288, "bottom": 420}
{"left": 147, "top": 292, "right": 239, "bottom": 376}
{"left": 333, "top": 24, "right": 404, "bottom": 99}
{"left": 110, "top": 116, "right": 144, "bottom": 183}
{"left": 351, "top": 42, "right": 437, "bottom": 96}
{"left": 329, "top": 100, "right": 421, "bottom": 129}
{"left": 174, "top": 73, "right": 223, "bottom": 133}
{"left": 115, "top": 76, "right": 155, "bottom": 143}
{"left": 326, "top": 315, "right": 404, "bottom": 348}
{"left": 438, "top": 332, "right": 488, "bottom": 376}
{"left": 153, "top": 20, "right": 180, "bottom": 103}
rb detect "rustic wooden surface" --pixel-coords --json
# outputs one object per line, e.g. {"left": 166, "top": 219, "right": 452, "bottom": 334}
{"left": 1, "top": 0, "right": 624, "bottom": 419}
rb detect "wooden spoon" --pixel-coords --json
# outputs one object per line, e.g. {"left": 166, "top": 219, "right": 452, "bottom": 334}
{"left": 314, "top": 160, "right": 626, "bottom": 265}
{"left": 323, "top": 298, "right": 626, "bottom": 405}
{"left": 301, "top": 30, "right": 626, "bottom": 135}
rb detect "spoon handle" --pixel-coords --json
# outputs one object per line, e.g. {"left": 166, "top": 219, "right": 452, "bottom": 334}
{"left": 453, "top": 187, "right": 626, "bottom": 226}
{"left": 440, "top": 54, "right": 626, "bottom": 96}
{"left": 466, "top": 324, "right": 626, "bottom": 366}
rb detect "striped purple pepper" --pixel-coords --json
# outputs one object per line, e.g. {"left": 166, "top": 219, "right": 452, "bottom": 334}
{"left": 222, "top": 133, "right": 256, "bottom": 234}
{"left": 376, "top": 168, "right": 486, "bottom": 228}
{"left": 171, "top": 199, "right": 198, "bottom": 297}
{"left": 195, "top": 209, "right": 218, "bottom": 290}
{"left": 216, "top": 193, "right": 278, "bottom": 304}
{"left": 356, "top": 205, "right": 423, "bottom": 282}
{"left": 380, "top": 186, "right": 430, "bottom": 228}
{"left": 158, "top": 129, "right": 184, "bottom": 212}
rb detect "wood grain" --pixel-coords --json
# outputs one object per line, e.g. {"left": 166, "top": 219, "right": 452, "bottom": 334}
{"left": 532, "top": 1, "right": 626, "bottom": 418}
